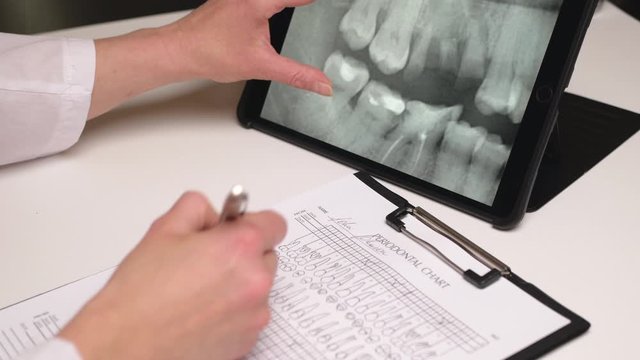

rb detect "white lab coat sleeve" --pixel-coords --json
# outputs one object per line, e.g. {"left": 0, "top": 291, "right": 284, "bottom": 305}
{"left": 0, "top": 33, "right": 95, "bottom": 166}
{"left": 17, "top": 338, "right": 83, "bottom": 360}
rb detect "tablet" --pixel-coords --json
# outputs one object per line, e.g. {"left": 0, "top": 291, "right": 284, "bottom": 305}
{"left": 237, "top": 0, "right": 598, "bottom": 229}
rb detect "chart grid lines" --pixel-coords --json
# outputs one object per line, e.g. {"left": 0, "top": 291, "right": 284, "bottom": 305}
{"left": 248, "top": 310, "right": 327, "bottom": 360}
{"left": 297, "top": 211, "right": 489, "bottom": 353}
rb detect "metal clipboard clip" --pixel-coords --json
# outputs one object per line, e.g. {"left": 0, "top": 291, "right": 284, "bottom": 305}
{"left": 356, "top": 172, "right": 511, "bottom": 289}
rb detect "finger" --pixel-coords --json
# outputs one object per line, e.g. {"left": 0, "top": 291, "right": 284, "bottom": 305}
{"left": 258, "top": 51, "right": 333, "bottom": 96}
{"left": 152, "top": 191, "right": 219, "bottom": 235}
{"left": 215, "top": 210, "right": 287, "bottom": 253}
{"left": 276, "top": 0, "right": 315, "bottom": 7}
{"left": 264, "top": 250, "right": 278, "bottom": 276}
{"left": 260, "top": 0, "right": 315, "bottom": 17}
{"left": 241, "top": 210, "right": 287, "bottom": 252}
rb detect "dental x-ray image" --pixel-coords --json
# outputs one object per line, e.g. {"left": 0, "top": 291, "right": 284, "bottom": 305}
{"left": 262, "top": 0, "right": 562, "bottom": 205}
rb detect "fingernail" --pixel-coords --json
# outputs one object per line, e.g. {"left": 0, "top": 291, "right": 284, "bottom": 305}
{"left": 312, "top": 82, "right": 333, "bottom": 97}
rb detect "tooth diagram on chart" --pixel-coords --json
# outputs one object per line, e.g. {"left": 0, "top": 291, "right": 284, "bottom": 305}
{"left": 247, "top": 209, "right": 488, "bottom": 360}
{"left": 246, "top": 176, "right": 570, "bottom": 359}
{"left": 262, "top": 0, "right": 562, "bottom": 205}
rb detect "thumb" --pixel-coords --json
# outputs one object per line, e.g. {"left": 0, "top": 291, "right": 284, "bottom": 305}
{"left": 259, "top": 51, "right": 333, "bottom": 96}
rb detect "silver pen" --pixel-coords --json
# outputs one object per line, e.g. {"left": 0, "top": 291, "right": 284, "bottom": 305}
{"left": 219, "top": 185, "right": 249, "bottom": 223}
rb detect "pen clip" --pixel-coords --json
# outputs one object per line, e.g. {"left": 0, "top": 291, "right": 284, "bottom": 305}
{"left": 386, "top": 205, "right": 509, "bottom": 289}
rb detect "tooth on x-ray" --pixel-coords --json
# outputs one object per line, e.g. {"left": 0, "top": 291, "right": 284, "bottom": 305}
{"left": 438, "top": 38, "right": 462, "bottom": 74}
{"left": 287, "top": 51, "right": 370, "bottom": 142}
{"left": 324, "top": 51, "right": 371, "bottom": 105}
{"left": 461, "top": 135, "right": 510, "bottom": 204}
{"left": 404, "top": 0, "right": 468, "bottom": 81}
{"left": 369, "top": 0, "right": 423, "bottom": 75}
{"left": 475, "top": 5, "right": 555, "bottom": 122}
{"left": 431, "top": 121, "right": 487, "bottom": 193}
{"left": 508, "top": 6, "right": 556, "bottom": 123}
{"left": 456, "top": 19, "right": 488, "bottom": 85}
{"left": 404, "top": 0, "right": 436, "bottom": 81}
{"left": 340, "top": 81, "right": 405, "bottom": 158}
{"left": 507, "top": 79, "right": 528, "bottom": 124}
{"left": 474, "top": 62, "right": 513, "bottom": 118}
{"left": 381, "top": 101, "right": 463, "bottom": 178}
{"left": 472, "top": 1, "right": 515, "bottom": 117}
{"left": 339, "top": 0, "right": 388, "bottom": 51}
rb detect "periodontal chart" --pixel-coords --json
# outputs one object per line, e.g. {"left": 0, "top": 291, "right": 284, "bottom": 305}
{"left": 247, "top": 176, "right": 569, "bottom": 359}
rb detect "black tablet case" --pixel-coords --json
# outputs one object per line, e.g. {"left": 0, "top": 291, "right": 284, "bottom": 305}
{"left": 528, "top": 92, "right": 640, "bottom": 211}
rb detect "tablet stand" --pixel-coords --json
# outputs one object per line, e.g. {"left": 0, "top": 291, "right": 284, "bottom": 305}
{"left": 527, "top": 92, "right": 640, "bottom": 211}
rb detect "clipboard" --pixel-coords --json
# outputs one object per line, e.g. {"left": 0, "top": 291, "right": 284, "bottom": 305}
{"left": 0, "top": 173, "right": 590, "bottom": 360}
{"left": 354, "top": 171, "right": 590, "bottom": 359}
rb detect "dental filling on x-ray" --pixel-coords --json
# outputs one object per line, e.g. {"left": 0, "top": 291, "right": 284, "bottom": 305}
{"left": 262, "top": 0, "right": 563, "bottom": 205}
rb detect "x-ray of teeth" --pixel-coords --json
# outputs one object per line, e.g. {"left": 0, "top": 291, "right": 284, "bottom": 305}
{"left": 279, "top": 51, "right": 371, "bottom": 142}
{"left": 340, "top": 0, "right": 387, "bottom": 51}
{"left": 474, "top": 4, "right": 558, "bottom": 123}
{"left": 405, "top": 0, "right": 470, "bottom": 81}
{"left": 462, "top": 135, "right": 511, "bottom": 204}
{"left": 341, "top": 81, "right": 406, "bottom": 157}
{"left": 261, "top": 0, "right": 562, "bottom": 205}
{"left": 368, "top": 0, "right": 423, "bottom": 75}
{"left": 381, "top": 102, "right": 463, "bottom": 179}
{"left": 431, "top": 121, "right": 488, "bottom": 194}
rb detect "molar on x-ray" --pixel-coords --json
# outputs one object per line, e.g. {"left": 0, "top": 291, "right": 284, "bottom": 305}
{"left": 261, "top": 0, "right": 561, "bottom": 205}
{"left": 288, "top": 51, "right": 370, "bottom": 142}
{"left": 381, "top": 102, "right": 463, "bottom": 180}
{"left": 340, "top": 81, "right": 405, "bottom": 158}
{"left": 368, "top": 0, "right": 423, "bottom": 75}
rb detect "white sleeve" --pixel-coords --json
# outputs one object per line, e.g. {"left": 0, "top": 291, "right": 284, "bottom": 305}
{"left": 0, "top": 32, "right": 95, "bottom": 166}
{"left": 17, "top": 338, "right": 83, "bottom": 360}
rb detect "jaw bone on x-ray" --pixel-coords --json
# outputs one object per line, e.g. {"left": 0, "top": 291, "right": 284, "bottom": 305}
{"left": 262, "top": 0, "right": 562, "bottom": 205}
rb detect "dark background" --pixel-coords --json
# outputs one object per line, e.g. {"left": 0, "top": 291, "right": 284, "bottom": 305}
{"left": 0, "top": 0, "right": 637, "bottom": 34}
{"left": 614, "top": 0, "right": 640, "bottom": 19}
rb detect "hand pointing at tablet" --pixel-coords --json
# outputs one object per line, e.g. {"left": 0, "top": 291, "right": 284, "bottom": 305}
{"left": 88, "top": 0, "right": 333, "bottom": 119}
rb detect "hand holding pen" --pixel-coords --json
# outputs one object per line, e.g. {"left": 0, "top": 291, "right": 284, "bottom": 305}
{"left": 60, "top": 188, "right": 286, "bottom": 360}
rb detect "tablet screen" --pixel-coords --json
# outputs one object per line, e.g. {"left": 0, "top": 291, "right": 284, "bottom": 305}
{"left": 261, "top": 0, "right": 563, "bottom": 206}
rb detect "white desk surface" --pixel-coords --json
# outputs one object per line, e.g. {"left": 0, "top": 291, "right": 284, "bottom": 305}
{"left": 1, "top": 3, "right": 638, "bottom": 359}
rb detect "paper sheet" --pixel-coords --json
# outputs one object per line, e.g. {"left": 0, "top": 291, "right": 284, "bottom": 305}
{"left": 0, "top": 175, "right": 569, "bottom": 359}
{"left": 0, "top": 270, "right": 111, "bottom": 359}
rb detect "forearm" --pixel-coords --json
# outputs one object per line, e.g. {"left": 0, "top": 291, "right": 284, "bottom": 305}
{"left": 88, "top": 24, "right": 189, "bottom": 119}
{"left": 88, "top": 0, "right": 331, "bottom": 119}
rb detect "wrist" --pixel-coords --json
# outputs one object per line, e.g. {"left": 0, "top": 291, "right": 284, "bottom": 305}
{"left": 122, "top": 26, "right": 193, "bottom": 85}
{"left": 150, "top": 23, "right": 200, "bottom": 83}
{"left": 58, "top": 291, "right": 137, "bottom": 360}
{"left": 89, "top": 26, "right": 195, "bottom": 118}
